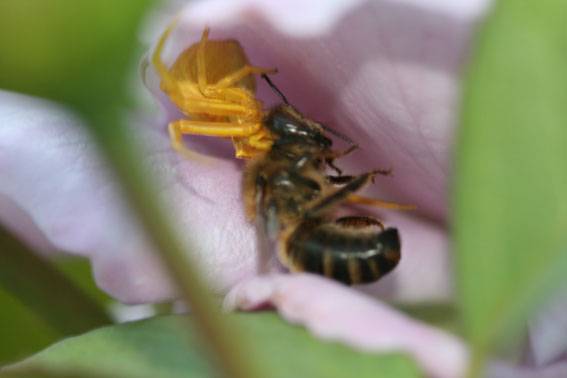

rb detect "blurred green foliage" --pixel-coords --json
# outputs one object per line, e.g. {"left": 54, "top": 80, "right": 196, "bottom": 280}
{"left": 0, "top": 0, "right": 152, "bottom": 115}
{"left": 9, "top": 314, "right": 419, "bottom": 378}
{"left": 0, "top": 226, "right": 112, "bottom": 366}
{"left": 0, "top": 256, "right": 111, "bottom": 366}
{"left": 0, "top": 0, "right": 151, "bottom": 369}
{"left": 54, "top": 257, "right": 112, "bottom": 307}
{"left": 0, "top": 2, "right": 419, "bottom": 375}
{"left": 3, "top": 0, "right": 567, "bottom": 377}
{"left": 0, "top": 288, "right": 59, "bottom": 366}
{"left": 456, "top": 0, "right": 567, "bottom": 374}
{"left": 0, "top": 257, "right": 113, "bottom": 366}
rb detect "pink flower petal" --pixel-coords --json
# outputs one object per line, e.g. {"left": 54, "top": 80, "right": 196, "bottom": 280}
{"left": 154, "top": 0, "right": 492, "bottom": 222}
{"left": 224, "top": 274, "right": 468, "bottom": 378}
{"left": 0, "top": 192, "right": 54, "bottom": 254}
{"left": 0, "top": 90, "right": 171, "bottom": 302}
{"left": 1, "top": 0, "right": 492, "bottom": 307}
{"left": 0, "top": 90, "right": 259, "bottom": 303}
{"left": 487, "top": 360, "right": 567, "bottom": 378}
{"left": 527, "top": 287, "right": 567, "bottom": 366}
{"left": 355, "top": 211, "right": 453, "bottom": 303}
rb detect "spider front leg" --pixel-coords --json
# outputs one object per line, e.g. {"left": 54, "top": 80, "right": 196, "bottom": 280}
{"left": 214, "top": 65, "right": 277, "bottom": 90}
{"left": 196, "top": 27, "right": 276, "bottom": 97}
{"left": 168, "top": 119, "right": 263, "bottom": 159}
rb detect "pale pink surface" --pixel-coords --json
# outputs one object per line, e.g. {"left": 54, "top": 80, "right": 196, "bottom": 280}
{"left": 527, "top": 287, "right": 567, "bottom": 367}
{"left": 225, "top": 274, "right": 468, "bottom": 378}
{"left": 2, "top": 0, "right": 567, "bottom": 376}
{"left": 0, "top": 90, "right": 259, "bottom": 303}
{"left": 165, "top": 0, "right": 491, "bottom": 222}
{"left": 1, "top": 0, "right": 492, "bottom": 304}
{"left": 487, "top": 361, "right": 567, "bottom": 378}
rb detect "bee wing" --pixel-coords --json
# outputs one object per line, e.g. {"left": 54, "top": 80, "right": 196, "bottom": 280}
{"left": 254, "top": 179, "right": 282, "bottom": 273}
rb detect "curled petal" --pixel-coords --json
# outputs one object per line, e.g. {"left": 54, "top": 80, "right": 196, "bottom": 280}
{"left": 0, "top": 90, "right": 259, "bottom": 303}
{"left": 225, "top": 274, "right": 468, "bottom": 378}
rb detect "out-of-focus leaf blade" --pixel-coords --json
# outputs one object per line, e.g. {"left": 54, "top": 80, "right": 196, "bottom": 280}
{"left": 0, "top": 255, "right": 111, "bottom": 366}
{"left": 0, "top": 0, "right": 150, "bottom": 114}
{"left": 1, "top": 2, "right": 264, "bottom": 377}
{"left": 455, "top": 0, "right": 567, "bottom": 372}
{"left": 0, "top": 288, "right": 59, "bottom": 366}
{"left": 0, "top": 226, "right": 112, "bottom": 336}
{"left": 0, "top": 368, "right": 116, "bottom": 378}
{"left": 9, "top": 314, "right": 419, "bottom": 378}
{"left": 54, "top": 257, "right": 112, "bottom": 307}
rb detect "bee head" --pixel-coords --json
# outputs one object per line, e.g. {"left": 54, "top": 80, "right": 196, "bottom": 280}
{"left": 266, "top": 105, "right": 332, "bottom": 149}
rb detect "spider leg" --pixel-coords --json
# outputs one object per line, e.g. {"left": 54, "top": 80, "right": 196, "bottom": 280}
{"left": 175, "top": 95, "right": 251, "bottom": 116}
{"left": 170, "top": 119, "right": 262, "bottom": 137}
{"left": 168, "top": 119, "right": 263, "bottom": 158}
{"left": 196, "top": 27, "right": 211, "bottom": 95}
{"left": 231, "top": 131, "right": 273, "bottom": 158}
{"left": 214, "top": 65, "right": 277, "bottom": 89}
{"left": 152, "top": 18, "right": 177, "bottom": 88}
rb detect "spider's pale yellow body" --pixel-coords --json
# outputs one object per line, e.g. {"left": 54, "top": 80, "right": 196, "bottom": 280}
{"left": 152, "top": 23, "right": 276, "bottom": 159}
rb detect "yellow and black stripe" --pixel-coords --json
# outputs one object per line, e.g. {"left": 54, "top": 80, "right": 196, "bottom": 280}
{"left": 285, "top": 221, "right": 401, "bottom": 285}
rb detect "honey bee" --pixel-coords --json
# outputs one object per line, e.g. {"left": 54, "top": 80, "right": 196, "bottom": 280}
{"left": 243, "top": 104, "right": 404, "bottom": 285}
{"left": 152, "top": 21, "right": 276, "bottom": 159}
{"left": 153, "top": 22, "right": 415, "bottom": 283}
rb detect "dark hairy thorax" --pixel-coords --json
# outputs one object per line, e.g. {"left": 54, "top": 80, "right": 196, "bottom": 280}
{"left": 256, "top": 105, "right": 335, "bottom": 227}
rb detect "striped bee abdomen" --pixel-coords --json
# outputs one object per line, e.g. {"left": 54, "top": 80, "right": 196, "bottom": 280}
{"left": 285, "top": 219, "right": 401, "bottom": 285}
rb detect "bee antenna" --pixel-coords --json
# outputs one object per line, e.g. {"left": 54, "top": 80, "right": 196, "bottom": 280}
{"left": 262, "top": 74, "right": 355, "bottom": 146}
{"left": 262, "top": 74, "right": 290, "bottom": 105}
{"left": 321, "top": 124, "right": 356, "bottom": 146}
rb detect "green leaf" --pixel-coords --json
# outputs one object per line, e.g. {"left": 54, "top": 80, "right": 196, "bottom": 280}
{"left": 54, "top": 257, "right": 112, "bottom": 307}
{"left": 9, "top": 314, "right": 419, "bottom": 378}
{"left": 0, "top": 0, "right": 152, "bottom": 114}
{"left": 455, "top": 0, "right": 567, "bottom": 372}
{"left": 0, "top": 255, "right": 111, "bottom": 366}
{"left": 0, "top": 288, "right": 59, "bottom": 366}
{"left": 0, "top": 368, "right": 114, "bottom": 378}
{"left": 0, "top": 226, "right": 112, "bottom": 337}
{"left": 1, "top": 2, "right": 260, "bottom": 377}
{"left": 396, "top": 302, "right": 460, "bottom": 335}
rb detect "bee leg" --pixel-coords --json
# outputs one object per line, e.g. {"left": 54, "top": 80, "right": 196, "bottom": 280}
{"left": 324, "top": 144, "right": 359, "bottom": 175}
{"left": 310, "top": 171, "right": 417, "bottom": 215}
{"left": 326, "top": 174, "right": 355, "bottom": 185}
{"left": 327, "top": 144, "right": 359, "bottom": 159}
{"left": 326, "top": 169, "right": 393, "bottom": 186}
{"left": 326, "top": 159, "right": 343, "bottom": 176}
{"left": 306, "top": 172, "right": 374, "bottom": 217}
{"left": 335, "top": 215, "right": 385, "bottom": 231}
{"left": 329, "top": 168, "right": 413, "bottom": 210}
{"left": 346, "top": 195, "right": 416, "bottom": 211}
